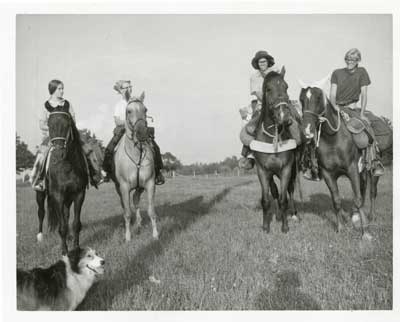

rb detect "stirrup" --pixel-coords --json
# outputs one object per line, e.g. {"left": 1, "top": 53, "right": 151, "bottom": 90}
{"left": 155, "top": 173, "right": 165, "bottom": 185}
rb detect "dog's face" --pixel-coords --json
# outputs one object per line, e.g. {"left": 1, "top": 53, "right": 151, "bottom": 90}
{"left": 67, "top": 247, "right": 105, "bottom": 275}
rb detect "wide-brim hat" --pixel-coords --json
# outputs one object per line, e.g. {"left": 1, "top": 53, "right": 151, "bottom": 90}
{"left": 251, "top": 51, "right": 275, "bottom": 70}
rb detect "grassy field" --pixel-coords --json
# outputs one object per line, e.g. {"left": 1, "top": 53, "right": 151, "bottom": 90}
{"left": 16, "top": 169, "right": 392, "bottom": 310}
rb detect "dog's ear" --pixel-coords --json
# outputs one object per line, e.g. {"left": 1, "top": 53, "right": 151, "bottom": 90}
{"left": 67, "top": 247, "right": 84, "bottom": 273}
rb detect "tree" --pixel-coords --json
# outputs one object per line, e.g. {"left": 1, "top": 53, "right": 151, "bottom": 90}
{"left": 162, "top": 152, "right": 183, "bottom": 177}
{"left": 16, "top": 133, "right": 35, "bottom": 172}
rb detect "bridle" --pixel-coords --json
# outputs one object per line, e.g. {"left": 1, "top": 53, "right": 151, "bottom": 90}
{"left": 302, "top": 90, "right": 341, "bottom": 146}
{"left": 48, "top": 111, "right": 73, "bottom": 149}
{"left": 262, "top": 100, "right": 289, "bottom": 140}
{"left": 124, "top": 99, "right": 150, "bottom": 187}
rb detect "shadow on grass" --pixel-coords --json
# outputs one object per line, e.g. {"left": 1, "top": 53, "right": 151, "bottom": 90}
{"left": 79, "top": 180, "right": 252, "bottom": 310}
{"left": 255, "top": 270, "right": 321, "bottom": 310}
{"left": 294, "top": 193, "right": 353, "bottom": 230}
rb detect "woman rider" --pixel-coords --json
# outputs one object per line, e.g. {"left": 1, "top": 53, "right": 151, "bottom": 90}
{"left": 239, "top": 50, "right": 303, "bottom": 170}
{"left": 102, "top": 80, "right": 165, "bottom": 185}
{"left": 329, "top": 48, "right": 384, "bottom": 176}
{"left": 31, "top": 79, "right": 102, "bottom": 191}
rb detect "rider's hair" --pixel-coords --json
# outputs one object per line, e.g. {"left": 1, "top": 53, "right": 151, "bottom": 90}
{"left": 344, "top": 48, "right": 361, "bottom": 63}
{"left": 48, "top": 79, "right": 64, "bottom": 95}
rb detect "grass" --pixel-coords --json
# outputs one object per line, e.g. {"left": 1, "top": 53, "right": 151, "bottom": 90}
{"left": 16, "top": 168, "right": 392, "bottom": 310}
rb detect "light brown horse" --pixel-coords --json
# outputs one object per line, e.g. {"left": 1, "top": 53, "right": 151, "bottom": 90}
{"left": 113, "top": 92, "right": 159, "bottom": 241}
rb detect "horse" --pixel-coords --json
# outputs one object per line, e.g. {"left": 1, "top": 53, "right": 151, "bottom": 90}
{"left": 112, "top": 92, "right": 159, "bottom": 242}
{"left": 299, "top": 86, "right": 372, "bottom": 238}
{"left": 254, "top": 67, "right": 299, "bottom": 233}
{"left": 37, "top": 109, "right": 96, "bottom": 254}
{"left": 35, "top": 138, "right": 103, "bottom": 244}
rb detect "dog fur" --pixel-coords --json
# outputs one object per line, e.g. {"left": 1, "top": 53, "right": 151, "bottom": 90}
{"left": 17, "top": 247, "right": 104, "bottom": 310}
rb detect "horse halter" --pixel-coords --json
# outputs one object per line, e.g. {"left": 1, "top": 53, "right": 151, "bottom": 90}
{"left": 302, "top": 90, "right": 341, "bottom": 146}
{"left": 48, "top": 111, "right": 73, "bottom": 148}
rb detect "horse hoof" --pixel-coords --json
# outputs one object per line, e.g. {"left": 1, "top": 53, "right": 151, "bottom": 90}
{"left": 36, "top": 233, "right": 43, "bottom": 242}
{"left": 153, "top": 232, "right": 159, "bottom": 240}
{"left": 351, "top": 213, "right": 361, "bottom": 229}
{"left": 362, "top": 233, "right": 373, "bottom": 241}
{"left": 282, "top": 226, "right": 289, "bottom": 233}
{"left": 291, "top": 215, "right": 299, "bottom": 222}
{"left": 262, "top": 226, "right": 270, "bottom": 233}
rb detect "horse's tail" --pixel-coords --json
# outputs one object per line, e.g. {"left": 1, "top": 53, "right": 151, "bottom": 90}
{"left": 47, "top": 194, "right": 59, "bottom": 232}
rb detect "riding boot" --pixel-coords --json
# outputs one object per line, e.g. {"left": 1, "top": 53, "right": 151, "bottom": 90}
{"left": 32, "top": 151, "right": 49, "bottom": 191}
{"left": 102, "top": 125, "right": 126, "bottom": 181}
{"left": 239, "top": 145, "right": 255, "bottom": 170}
{"left": 151, "top": 139, "right": 165, "bottom": 185}
{"left": 370, "top": 142, "right": 385, "bottom": 176}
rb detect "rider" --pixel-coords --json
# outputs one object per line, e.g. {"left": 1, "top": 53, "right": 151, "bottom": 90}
{"left": 329, "top": 48, "right": 385, "bottom": 176}
{"left": 239, "top": 50, "right": 303, "bottom": 170}
{"left": 31, "top": 79, "right": 102, "bottom": 191}
{"left": 102, "top": 80, "right": 165, "bottom": 185}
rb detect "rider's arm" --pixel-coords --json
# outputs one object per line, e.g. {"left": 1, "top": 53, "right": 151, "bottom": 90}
{"left": 360, "top": 85, "right": 368, "bottom": 117}
{"left": 113, "top": 100, "right": 126, "bottom": 126}
{"left": 114, "top": 116, "right": 125, "bottom": 126}
{"left": 329, "top": 83, "right": 340, "bottom": 112}
{"left": 68, "top": 103, "right": 76, "bottom": 123}
{"left": 359, "top": 68, "right": 371, "bottom": 119}
{"left": 250, "top": 73, "right": 263, "bottom": 102}
{"left": 39, "top": 109, "right": 49, "bottom": 132}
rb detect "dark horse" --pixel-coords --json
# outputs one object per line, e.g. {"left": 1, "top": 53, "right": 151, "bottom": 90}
{"left": 299, "top": 86, "right": 371, "bottom": 238}
{"left": 38, "top": 111, "right": 89, "bottom": 254}
{"left": 35, "top": 137, "right": 103, "bottom": 245}
{"left": 254, "top": 67, "right": 299, "bottom": 233}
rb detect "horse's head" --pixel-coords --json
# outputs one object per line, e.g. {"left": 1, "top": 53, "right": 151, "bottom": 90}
{"left": 263, "top": 66, "right": 291, "bottom": 126}
{"left": 125, "top": 91, "right": 149, "bottom": 142}
{"left": 299, "top": 86, "right": 326, "bottom": 141}
{"left": 48, "top": 112, "right": 72, "bottom": 148}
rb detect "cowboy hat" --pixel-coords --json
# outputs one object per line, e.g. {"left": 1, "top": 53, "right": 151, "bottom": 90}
{"left": 251, "top": 51, "right": 275, "bottom": 70}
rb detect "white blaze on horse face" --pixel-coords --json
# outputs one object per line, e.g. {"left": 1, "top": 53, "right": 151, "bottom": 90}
{"left": 305, "top": 123, "right": 314, "bottom": 139}
{"left": 306, "top": 89, "right": 312, "bottom": 99}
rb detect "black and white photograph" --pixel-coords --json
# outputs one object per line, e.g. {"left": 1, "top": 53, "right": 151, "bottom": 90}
{"left": 1, "top": 1, "right": 399, "bottom": 320}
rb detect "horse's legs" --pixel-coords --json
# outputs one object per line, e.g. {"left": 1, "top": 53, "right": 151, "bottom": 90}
{"left": 72, "top": 191, "right": 85, "bottom": 249}
{"left": 347, "top": 163, "right": 369, "bottom": 237}
{"left": 287, "top": 174, "right": 299, "bottom": 220}
{"left": 146, "top": 182, "right": 159, "bottom": 239}
{"left": 55, "top": 194, "right": 69, "bottom": 255}
{"left": 269, "top": 177, "right": 280, "bottom": 221}
{"left": 279, "top": 167, "right": 291, "bottom": 233}
{"left": 36, "top": 191, "right": 46, "bottom": 242}
{"left": 120, "top": 183, "right": 132, "bottom": 241}
{"left": 257, "top": 167, "right": 272, "bottom": 232}
{"left": 369, "top": 175, "right": 379, "bottom": 222}
{"left": 320, "top": 168, "right": 343, "bottom": 233}
{"left": 360, "top": 169, "right": 368, "bottom": 207}
{"left": 132, "top": 188, "right": 143, "bottom": 235}
{"left": 115, "top": 183, "right": 123, "bottom": 208}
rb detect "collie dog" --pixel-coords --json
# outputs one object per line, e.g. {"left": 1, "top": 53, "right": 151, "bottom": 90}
{"left": 17, "top": 247, "right": 105, "bottom": 310}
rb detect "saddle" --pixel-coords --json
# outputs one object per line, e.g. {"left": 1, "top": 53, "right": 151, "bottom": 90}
{"left": 341, "top": 108, "right": 392, "bottom": 151}
{"left": 341, "top": 115, "right": 370, "bottom": 150}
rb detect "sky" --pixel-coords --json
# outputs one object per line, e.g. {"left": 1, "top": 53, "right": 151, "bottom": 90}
{"left": 16, "top": 14, "right": 392, "bottom": 164}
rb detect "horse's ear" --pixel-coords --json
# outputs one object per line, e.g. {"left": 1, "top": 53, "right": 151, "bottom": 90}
{"left": 280, "top": 66, "right": 286, "bottom": 78}
{"left": 139, "top": 91, "right": 145, "bottom": 102}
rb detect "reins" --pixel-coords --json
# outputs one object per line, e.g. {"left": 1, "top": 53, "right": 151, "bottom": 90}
{"left": 261, "top": 100, "right": 290, "bottom": 151}
{"left": 303, "top": 99, "right": 341, "bottom": 147}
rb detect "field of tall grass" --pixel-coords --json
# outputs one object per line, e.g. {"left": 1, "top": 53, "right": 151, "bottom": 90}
{"left": 16, "top": 168, "right": 392, "bottom": 310}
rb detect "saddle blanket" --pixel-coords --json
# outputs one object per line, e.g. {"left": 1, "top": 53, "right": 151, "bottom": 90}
{"left": 250, "top": 139, "right": 297, "bottom": 153}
